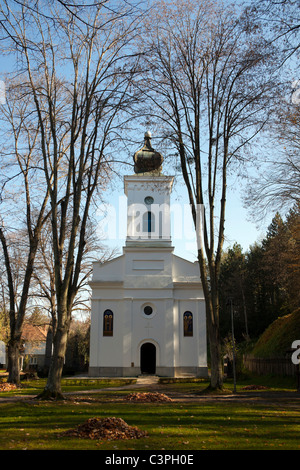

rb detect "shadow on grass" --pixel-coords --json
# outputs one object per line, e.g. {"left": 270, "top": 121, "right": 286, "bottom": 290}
{"left": 0, "top": 397, "right": 300, "bottom": 450}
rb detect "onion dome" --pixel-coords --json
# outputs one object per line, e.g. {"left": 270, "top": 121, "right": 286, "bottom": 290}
{"left": 133, "top": 131, "right": 163, "bottom": 174}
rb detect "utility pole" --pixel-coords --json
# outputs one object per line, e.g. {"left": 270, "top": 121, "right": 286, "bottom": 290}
{"left": 227, "top": 297, "right": 237, "bottom": 393}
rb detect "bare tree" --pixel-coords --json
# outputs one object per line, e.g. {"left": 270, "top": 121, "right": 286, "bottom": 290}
{"left": 137, "top": 0, "right": 280, "bottom": 389}
{"left": 245, "top": 100, "right": 300, "bottom": 222}
{"left": 0, "top": 0, "right": 141, "bottom": 397}
{"left": 0, "top": 81, "right": 50, "bottom": 384}
{"left": 244, "top": 0, "right": 300, "bottom": 62}
{"left": 31, "top": 215, "right": 119, "bottom": 336}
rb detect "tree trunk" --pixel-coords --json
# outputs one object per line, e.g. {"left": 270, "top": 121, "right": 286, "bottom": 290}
{"left": 7, "top": 340, "right": 21, "bottom": 386}
{"left": 207, "top": 311, "right": 223, "bottom": 390}
{"left": 37, "top": 322, "right": 69, "bottom": 400}
{"left": 197, "top": 250, "right": 224, "bottom": 390}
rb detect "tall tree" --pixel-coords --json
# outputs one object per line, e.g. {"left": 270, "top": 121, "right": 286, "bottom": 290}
{"left": 240, "top": 207, "right": 299, "bottom": 340}
{"left": 219, "top": 243, "right": 249, "bottom": 342}
{"left": 137, "top": 0, "right": 280, "bottom": 389}
{"left": 0, "top": 81, "right": 50, "bottom": 384}
{"left": 31, "top": 216, "right": 118, "bottom": 345}
{"left": 0, "top": 0, "right": 141, "bottom": 398}
{"left": 262, "top": 208, "right": 300, "bottom": 313}
{"left": 243, "top": 0, "right": 299, "bottom": 221}
{"left": 246, "top": 215, "right": 290, "bottom": 334}
{"left": 245, "top": 0, "right": 300, "bottom": 62}
{"left": 284, "top": 203, "right": 300, "bottom": 310}
{"left": 245, "top": 101, "right": 300, "bottom": 221}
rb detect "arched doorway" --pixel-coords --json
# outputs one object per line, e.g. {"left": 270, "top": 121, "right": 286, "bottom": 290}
{"left": 140, "top": 342, "right": 156, "bottom": 374}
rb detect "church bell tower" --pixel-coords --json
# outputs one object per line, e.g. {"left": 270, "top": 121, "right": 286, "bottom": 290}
{"left": 124, "top": 131, "right": 173, "bottom": 248}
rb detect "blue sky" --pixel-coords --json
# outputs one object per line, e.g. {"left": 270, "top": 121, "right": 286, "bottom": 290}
{"left": 0, "top": 64, "right": 275, "bottom": 263}
{"left": 0, "top": 0, "right": 281, "bottom": 263}
{"left": 97, "top": 172, "right": 272, "bottom": 263}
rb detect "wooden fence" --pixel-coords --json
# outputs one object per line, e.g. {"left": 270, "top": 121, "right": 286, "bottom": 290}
{"left": 243, "top": 355, "right": 298, "bottom": 377}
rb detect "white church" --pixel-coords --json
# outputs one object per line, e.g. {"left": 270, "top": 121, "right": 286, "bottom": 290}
{"left": 89, "top": 132, "right": 207, "bottom": 377}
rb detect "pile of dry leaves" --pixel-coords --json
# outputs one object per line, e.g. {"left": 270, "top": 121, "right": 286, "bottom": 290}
{"left": 125, "top": 392, "right": 173, "bottom": 402}
{"left": 0, "top": 382, "right": 18, "bottom": 392}
{"left": 241, "top": 384, "right": 270, "bottom": 390}
{"left": 61, "top": 417, "right": 148, "bottom": 441}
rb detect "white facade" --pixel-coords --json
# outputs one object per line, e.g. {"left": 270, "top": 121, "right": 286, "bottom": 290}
{"left": 89, "top": 139, "right": 207, "bottom": 377}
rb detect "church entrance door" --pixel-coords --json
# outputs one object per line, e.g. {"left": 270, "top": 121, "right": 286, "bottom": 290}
{"left": 140, "top": 342, "right": 156, "bottom": 374}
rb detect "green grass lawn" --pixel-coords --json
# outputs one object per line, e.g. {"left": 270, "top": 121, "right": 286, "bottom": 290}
{"left": 0, "top": 377, "right": 137, "bottom": 397}
{"left": 0, "top": 375, "right": 299, "bottom": 450}
{"left": 1, "top": 397, "right": 299, "bottom": 450}
{"left": 0, "top": 373, "right": 296, "bottom": 397}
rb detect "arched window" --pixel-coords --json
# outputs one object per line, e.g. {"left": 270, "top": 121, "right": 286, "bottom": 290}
{"left": 103, "top": 309, "right": 113, "bottom": 336}
{"left": 183, "top": 311, "right": 193, "bottom": 337}
{"left": 143, "top": 211, "right": 154, "bottom": 234}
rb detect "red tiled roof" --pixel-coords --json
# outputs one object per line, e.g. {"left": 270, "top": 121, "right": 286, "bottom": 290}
{"left": 21, "top": 324, "right": 49, "bottom": 342}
